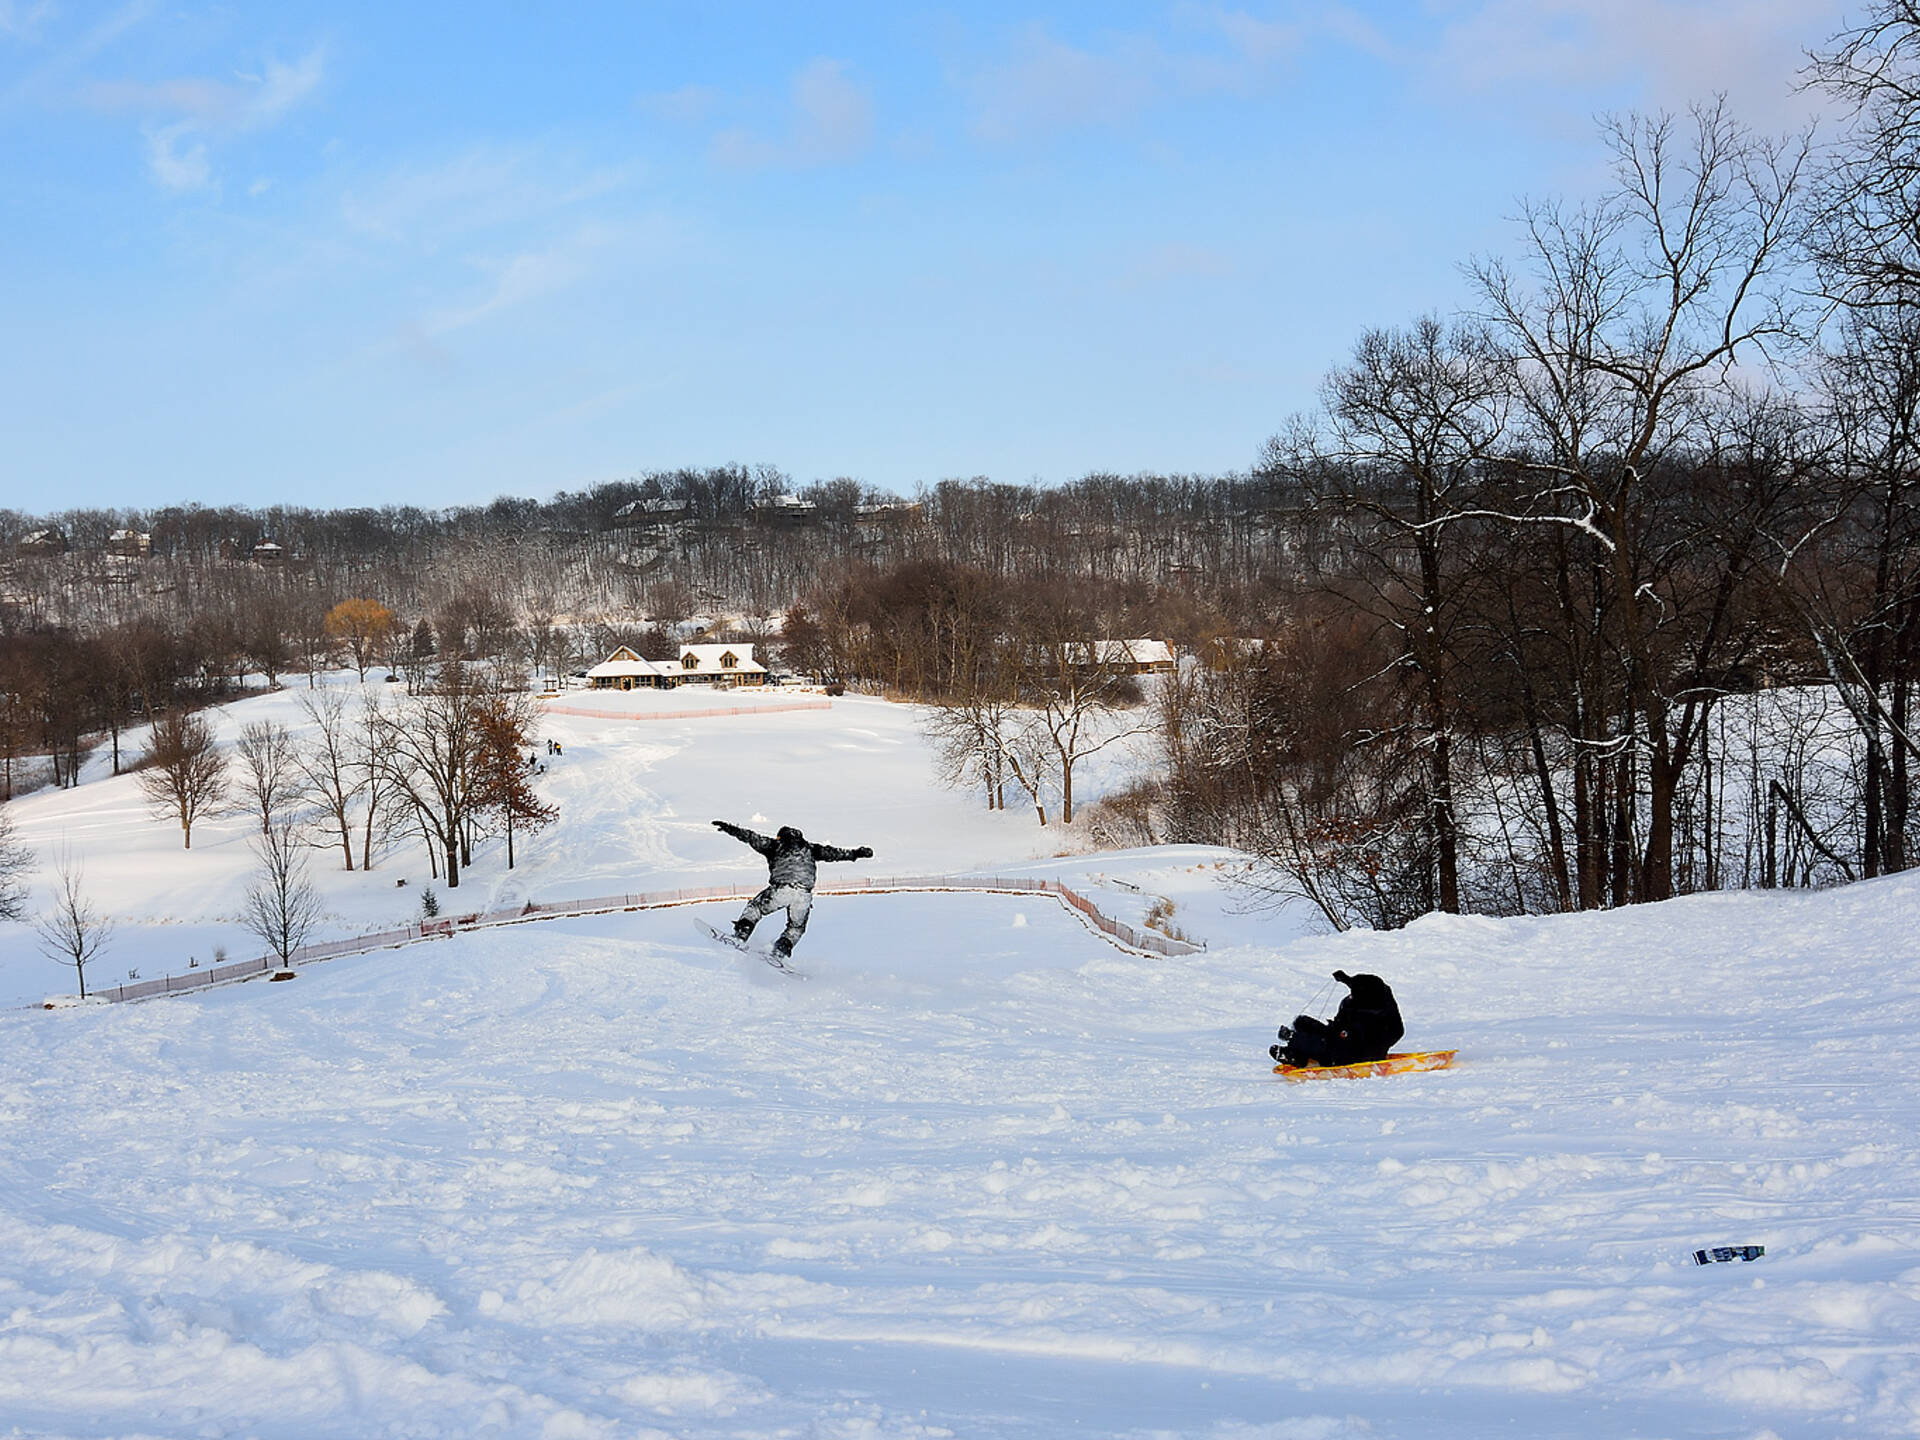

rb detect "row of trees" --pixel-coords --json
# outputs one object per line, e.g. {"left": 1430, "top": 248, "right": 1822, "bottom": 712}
{"left": 1147, "top": 8, "right": 1920, "bottom": 927}
{"left": 134, "top": 663, "right": 554, "bottom": 888}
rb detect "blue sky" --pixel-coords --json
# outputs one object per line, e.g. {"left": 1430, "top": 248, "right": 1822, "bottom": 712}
{"left": 1, "top": 1, "right": 1847, "bottom": 512}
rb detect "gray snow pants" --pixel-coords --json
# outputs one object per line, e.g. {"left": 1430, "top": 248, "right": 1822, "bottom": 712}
{"left": 736, "top": 884, "right": 813, "bottom": 952}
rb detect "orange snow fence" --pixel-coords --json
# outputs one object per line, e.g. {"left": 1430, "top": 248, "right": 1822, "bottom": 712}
{"left": 540, "top": 700, "right": 833, "bottom": 722}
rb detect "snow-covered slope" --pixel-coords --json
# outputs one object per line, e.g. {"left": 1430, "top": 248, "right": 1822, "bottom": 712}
{"left": 0, "top": 679, "right": 1084, "bottom": 1006}
{"left": 1, "top": 683, "right": 1917, "bottom": 1438}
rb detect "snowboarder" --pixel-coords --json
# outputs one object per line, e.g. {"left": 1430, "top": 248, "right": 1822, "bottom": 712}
{"left": 1270, "top": 970, "right": 1404, "bottom": 1068}
{"left": 712, "top": 820, "right": 874, "bottom": 960}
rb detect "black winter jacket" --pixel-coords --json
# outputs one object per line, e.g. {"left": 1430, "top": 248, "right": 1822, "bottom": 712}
{"left": 714, "top": 821, "right": 870, "bottom": 890}
{"left": 1327, "top": 970, "right": 1404, "bottom": 1061}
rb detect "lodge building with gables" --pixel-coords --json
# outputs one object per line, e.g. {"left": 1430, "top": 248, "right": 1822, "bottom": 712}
{"left": 586, "top": 643, "right": 770, "bottom": 690}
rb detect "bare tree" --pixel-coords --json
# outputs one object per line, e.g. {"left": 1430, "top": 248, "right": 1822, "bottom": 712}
{"left": 1266, "top": 317, "right": 1509, "bottom": 911}
{"left": 137, "top": 709, "right": 228, "bottom": 850}
{"left": 356, "top": 693, "right": 407, "bottom": 870}
{"left": 240, "top": 816, "right": 324, "bottom": 968}
{"left": 0, "top": 806, "right": 34, "bottom": 921}
{"left": 234, "top": 718, "right": 302, "bottom": 836}
{"left": 296, "top": 690, "right": 368, "bottom": 870}
{"left": 1472, "top": 101, "right": 1808, "bottom": 903}
{"left": 1018, "top": 633, "right": 1153, "bottom": 827}
{"left": 35, "top": 852, "right": 111, "bottom": 998}
{"left": 1806, "top": 2, "right": 1920, "bottom": 311}
{"left": 378, "top": 662, "right": 490, "bottom": 887}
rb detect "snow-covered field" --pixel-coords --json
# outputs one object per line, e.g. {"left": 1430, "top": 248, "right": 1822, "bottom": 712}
{"left": 2, "top": 681, "right": 1918, "bottom": 1438}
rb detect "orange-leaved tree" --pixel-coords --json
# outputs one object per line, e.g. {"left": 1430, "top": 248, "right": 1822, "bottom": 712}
{"left": 324, "top": 599, "right": 399, "bottom": 681}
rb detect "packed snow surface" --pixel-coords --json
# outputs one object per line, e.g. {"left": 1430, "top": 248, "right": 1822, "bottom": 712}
{"left": 2, "top": 681, "right": 1918, "bottom": 1437}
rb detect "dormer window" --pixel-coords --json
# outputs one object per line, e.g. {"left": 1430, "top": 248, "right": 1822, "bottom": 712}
{"left": 682, "top": 653, "right": 699, "bottom": 669}
{"left": 720, "top": 651, "right": 738, "bottom": 669}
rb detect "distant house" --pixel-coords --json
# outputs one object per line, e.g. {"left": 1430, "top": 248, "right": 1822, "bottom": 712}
{"left": 18, "top": 529, "right": 67, "bottom": 557}
{"left": 1064, "top": 639, "right": 1176, "bottom": 675}
{"left": 107, "top": 529, "right": 151, "bottom": 558}
{"left": 854, "top": 500, "right": 922, "bottom": 522}
{"left": 613, "top": 497, "right": 691, "bottom": 525}
{"left": 585, "top": 646, "right": 675, "bottom": 690}
{"left": 251, "top": 539, "right": 285, "bottom": 565}
{"left": 673, "top": 643, "right": 769, "bottom": 686}
{"left": 585, "top": 642, "right": 769, "bottom": 690}
{"left": 755, "top": 494, "right": 817, "bottom": 522}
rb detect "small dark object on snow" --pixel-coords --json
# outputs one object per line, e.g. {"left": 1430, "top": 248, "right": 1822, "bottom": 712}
{"left": 1272, "top": 970, "right": 1404, "bottom": 1068}
{"left": 1693, "top": 1246, "right": 1764, "bottom": 1266}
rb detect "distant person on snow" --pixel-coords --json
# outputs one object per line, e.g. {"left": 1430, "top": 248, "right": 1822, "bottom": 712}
{"left": 1270, "top": 970, "right": 1404, "bottom": 1067}
{"left": 712, "top": 820, "right": 874, "bottom": 960}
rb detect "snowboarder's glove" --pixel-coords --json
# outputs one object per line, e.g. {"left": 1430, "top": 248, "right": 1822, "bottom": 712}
{"left": 855, "top": 846, "right": 873, "bottom": 859}
{"left": 712, "top": 820, "right": 726, "bottom": 829}
{"left": 1333, "top": 969, "right": 1351, "bottom": 985}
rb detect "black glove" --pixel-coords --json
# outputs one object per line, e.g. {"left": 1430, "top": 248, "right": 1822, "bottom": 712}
{"left": 712, "top": 819, "right": 729, "bottom": 830}
{"left": 1333, "top": 969, "right": 1351, "bottom": 985}
{"left": 855, "top": 846, "right": 874, "bottom": 859}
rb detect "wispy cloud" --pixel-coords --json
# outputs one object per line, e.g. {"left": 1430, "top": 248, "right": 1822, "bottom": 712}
{"left": 341, "top": 145, "right": 639, "bottom": 252}
{"left": 82, "top": 42, "right": 326, "bottom": 130}
{"left": 710, "top": 57, "right": 873, "bottom": 168}
{"left": 1, "top": 0, "right": 153, "bottom": 106}
{"left": 959, "top": 9, "right": 1309, "bottom": 141}
{"left": 421, "top": 225, "right": 612, "bottom": 339}
{"left": 1419, "top": 0, "right": 1845, "bottom": 124}
{"left": 143, "top": 121, "right": 210, "bottom": 192}
{"left": 638, "top": 82, "right": 721, "bottom": 126}
{"left": 80, "top": 41, "right": 327, "bottom": 191}
{"left": 0, "top": 0, "right": 57, "bottom": 41}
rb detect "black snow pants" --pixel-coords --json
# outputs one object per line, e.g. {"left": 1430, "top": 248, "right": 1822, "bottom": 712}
{"left": 1283, "top": 1014, "right": 1382, "bottom": 1068}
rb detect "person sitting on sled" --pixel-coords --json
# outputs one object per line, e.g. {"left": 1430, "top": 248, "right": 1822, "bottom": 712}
{"left": 712, "top": 819, "right": 873, "bottom": 960}
{"left": 1271, "top": 969, "right": 1404, "bottom": 1067}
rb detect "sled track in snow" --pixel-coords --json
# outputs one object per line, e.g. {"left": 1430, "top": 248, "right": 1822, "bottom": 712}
{"left": 75, "top": 874, "right": 1205, "bottom": 1005}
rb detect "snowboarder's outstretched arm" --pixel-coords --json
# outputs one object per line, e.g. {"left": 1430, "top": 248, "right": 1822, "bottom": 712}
{"left": 809, "top": 840, "right": 874, "bottom": 863}
{"left": 712, "top": 820, "right": 776, "bottom": 856}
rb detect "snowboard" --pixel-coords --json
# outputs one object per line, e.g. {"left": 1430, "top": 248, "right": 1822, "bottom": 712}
{"left": 694, "top": 919, "right": 806, "bottom": 978}
{"left": 1272, "top": 1049, "right": 1456, "bottom": 1082}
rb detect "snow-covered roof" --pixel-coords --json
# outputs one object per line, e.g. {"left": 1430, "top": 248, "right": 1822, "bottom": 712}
{"left": 1060, "top": 639, "right": 1175, "bottom": 668}
{"left": 1112, "top": 639, "right": 1174, "bottom": 666}
{"left": 675, "top": 643, "right": 767, "bottom": 675}
{"left": 614, "top": 498, "right": 691, "bottom": 519}
{"left": 586, "top": 646, "right": 674, "bottom": 680}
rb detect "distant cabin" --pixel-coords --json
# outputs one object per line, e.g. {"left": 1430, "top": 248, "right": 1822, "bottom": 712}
{"left": 612, "top": 498, "right": 691, "bottom": 526}
{"left": 585, "top": 646, "right": 674, "bottom": 690}
{"left": 19, "top": 529, "right": 67, "bottom": 557}
{"left": 587, "top": 643, "right": 769, "bottom": 690}
{"left": 1060, "top": 639, "right": 1176, "bottom": 675}
{"left": 108, "top": 529, "right": 151, "bottom": 558}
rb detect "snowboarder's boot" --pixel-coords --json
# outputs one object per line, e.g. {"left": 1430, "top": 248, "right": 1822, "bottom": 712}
{"left": 771, "top": 937, "right": 794, "bottom": 961}
{"left": 1275, "top": 1025, "right": 1293, "bottom": 1044}
{"left": 1270, "top": 1044, "right": 1290, "bottom": 1063}
{"left": 733, "top": 919, "right": 754, "bottom": 943}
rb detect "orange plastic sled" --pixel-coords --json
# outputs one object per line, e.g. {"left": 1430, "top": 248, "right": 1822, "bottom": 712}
{"left": 1273, "top": 1049, "right": 1457, "bottom": 1082}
